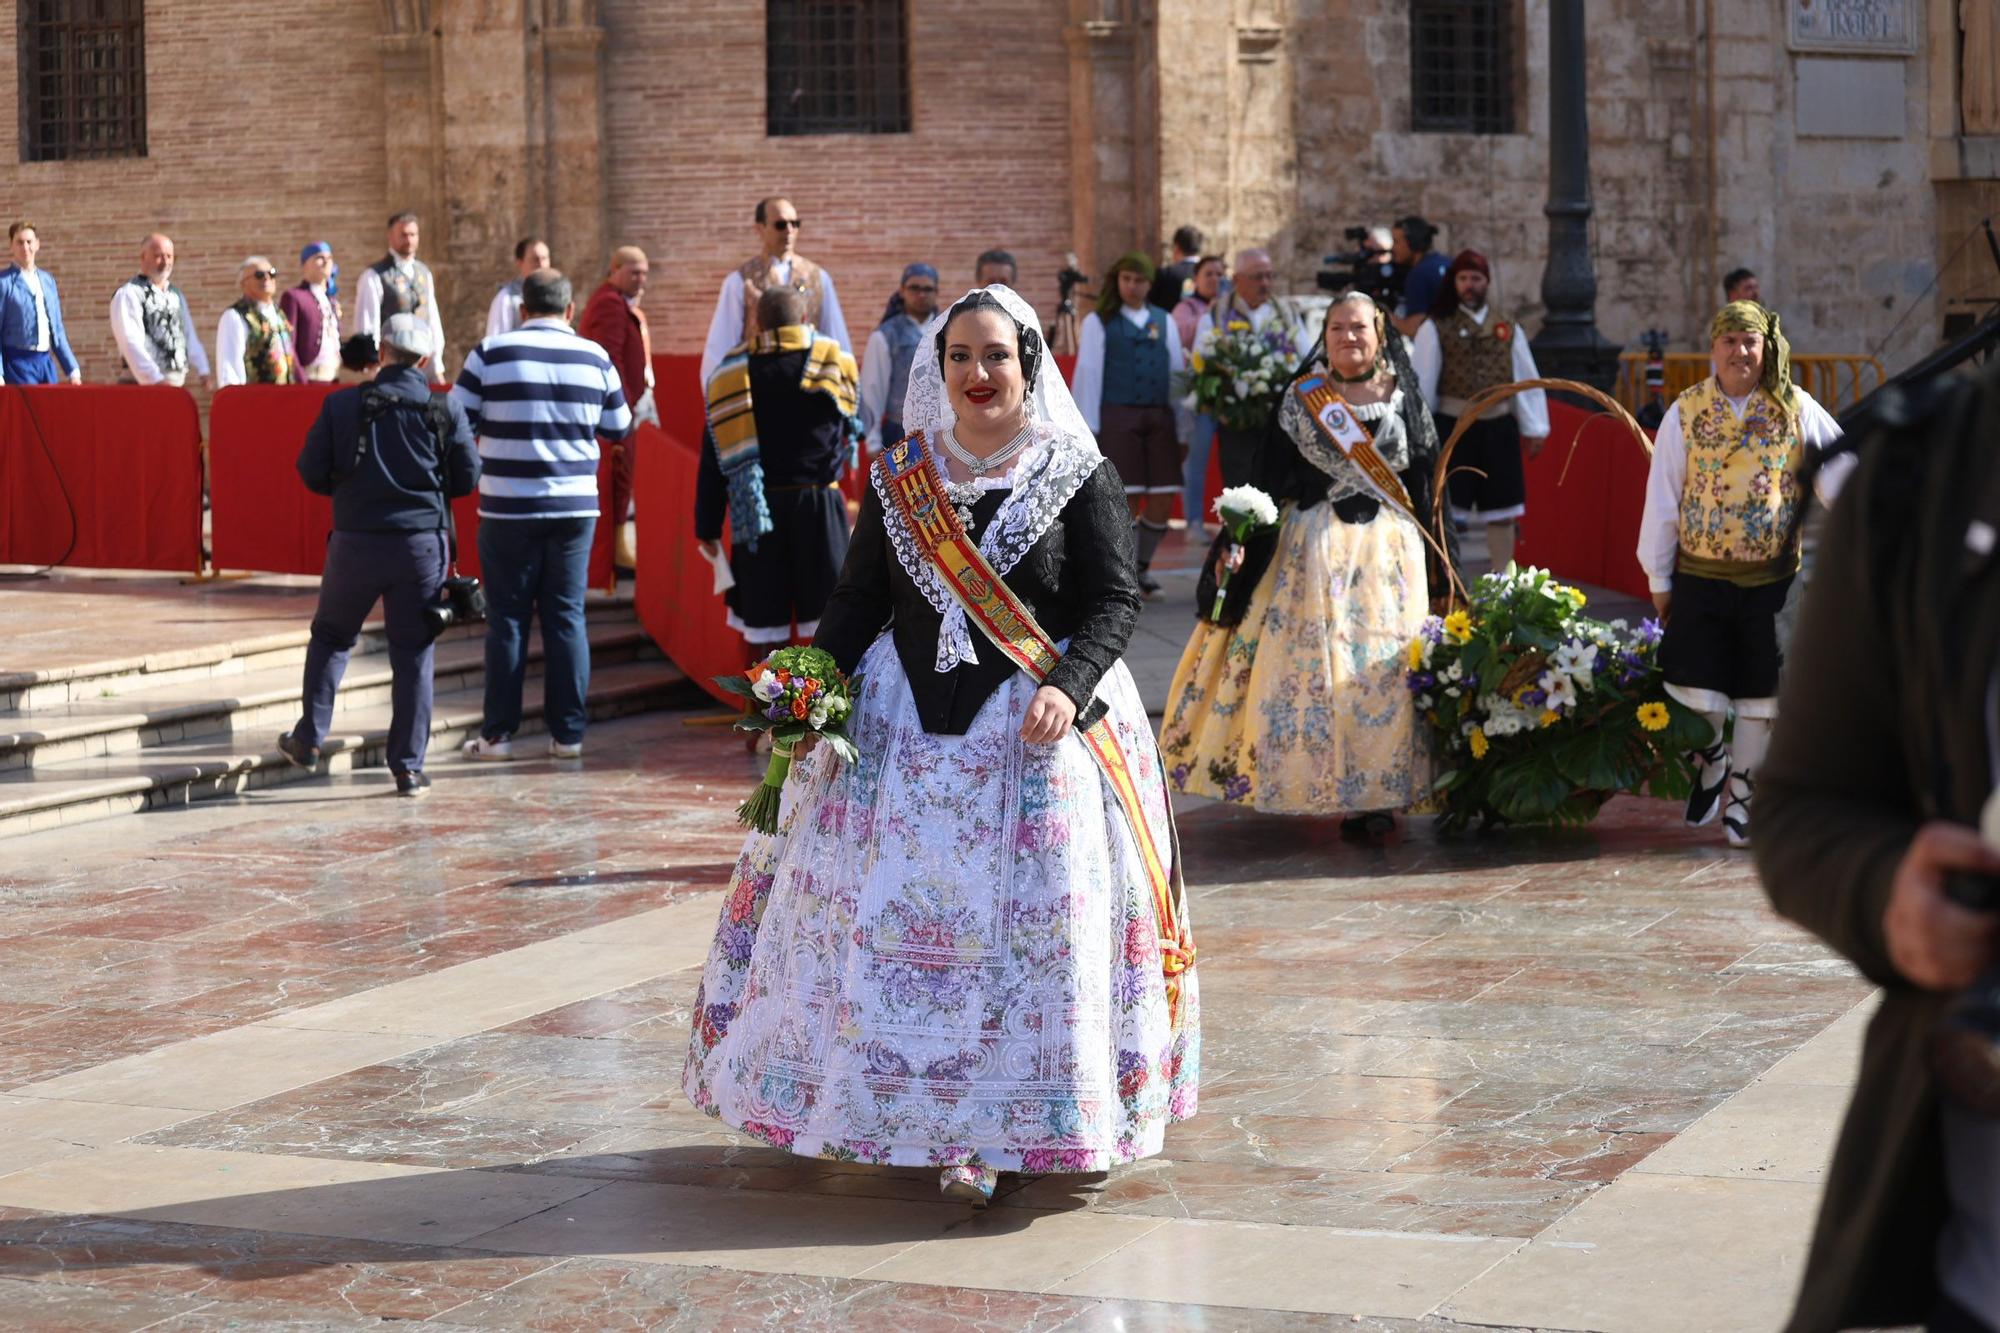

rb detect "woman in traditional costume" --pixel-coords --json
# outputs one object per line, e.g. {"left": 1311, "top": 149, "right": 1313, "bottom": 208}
{"left": 1158, "top": 291, "right": 1454, "bottom": 838}
{"left": 683, "top": 285, "right": 1198, "bottom": 1206}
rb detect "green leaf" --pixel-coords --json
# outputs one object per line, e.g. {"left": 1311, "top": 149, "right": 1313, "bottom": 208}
{"left": 711, "top": 673, "right": 760, "bottom": 699}
{"left": 1548, "top": 725, "right": 1646, "bottom": 793}
{"left": 1486, "top": 751, "right": 1575, "bottom": 823}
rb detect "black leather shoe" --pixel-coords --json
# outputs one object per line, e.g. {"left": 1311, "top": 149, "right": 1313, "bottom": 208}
{"left": 276, "top": 732, "right": 319, "bottom": 772}
{"left": 1683, "top": 742, "right": 1729, "bottom": 827}
{"left": 395, "top": 770, "right": 431, "bottom": 799}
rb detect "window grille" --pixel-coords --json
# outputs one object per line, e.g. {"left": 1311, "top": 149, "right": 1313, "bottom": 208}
{"left": 767, "top": 0, "right": 910, "bottom": 137}
{"left": 18, "top": 0, "right": 147, "bottom": 162}
{"left": 1410, "top": 0, "right": 1513, "bottom": 135}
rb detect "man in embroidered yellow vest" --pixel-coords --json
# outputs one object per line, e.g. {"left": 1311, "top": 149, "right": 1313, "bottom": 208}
{"left": 1412, "top": 249, "right": 1548, "bottom": 573}
{"left": 696, "top": 285, "right": 860, "bottom": 647}
{"left": 699, "top": 195, "right": 852, "bottom": 387}
{"left": 215, "top": 255, "right": 298, "bottom": 386}
{"left": 1637, "top": 301, "right": 1851, "bottom": 847}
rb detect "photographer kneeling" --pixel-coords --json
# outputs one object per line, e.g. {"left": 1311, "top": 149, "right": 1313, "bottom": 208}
{"left": 1757, "top": 357, "right": 2000, "bottom": 1332}
{"left": 279, "top": 313, "right": 480, "bottom": 797}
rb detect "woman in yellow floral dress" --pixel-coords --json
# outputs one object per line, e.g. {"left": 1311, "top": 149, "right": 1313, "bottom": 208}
{"left": 1159, "top": 291, "right": 1455, "bottom": 836}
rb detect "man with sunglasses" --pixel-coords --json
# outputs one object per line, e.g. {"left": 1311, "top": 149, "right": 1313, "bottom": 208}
{"left": 215, "top": 256, "right": 299, "bottom": 386}
{"left": 857, "top": 262, "right": 938, "bottom": 453}
{"left": 699, "top": 196, "right": 851, "bottom": 385}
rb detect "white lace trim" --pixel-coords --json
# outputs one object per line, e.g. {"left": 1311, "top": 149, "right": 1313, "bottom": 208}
{"left": 872, "top": 423, "right": 1100, "bottom": 672}
{"left": 1281, "top": 384, "right": 1412, "bottom": 505}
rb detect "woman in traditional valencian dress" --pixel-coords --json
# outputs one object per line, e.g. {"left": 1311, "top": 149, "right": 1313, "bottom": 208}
{"left": 1158, "top": 290, "right": 1454, "bottom": 839}
{"left": 684, "top": 286, "right": 1198, "bottom": 1206}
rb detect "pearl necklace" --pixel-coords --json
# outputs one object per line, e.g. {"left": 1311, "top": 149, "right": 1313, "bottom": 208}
{"left": 942, "top": 421, "right": 1032, "bottom": 475}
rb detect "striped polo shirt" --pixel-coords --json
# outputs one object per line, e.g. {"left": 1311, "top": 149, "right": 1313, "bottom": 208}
{"left": 450, "top": 317, "right": 633, "bottom": 520}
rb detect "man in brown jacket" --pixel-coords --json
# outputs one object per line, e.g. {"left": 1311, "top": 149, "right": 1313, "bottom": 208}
{"left": 1757, "top": 359, "right": 2000, "bottom": 1332}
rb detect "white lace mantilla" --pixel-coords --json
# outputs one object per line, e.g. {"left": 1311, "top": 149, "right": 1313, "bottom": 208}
{"left": 872, "top": 423, "right": 1100, "bottom": 671}
{"left": 1281, "top": 385, "right": 1412, "bottom": 507}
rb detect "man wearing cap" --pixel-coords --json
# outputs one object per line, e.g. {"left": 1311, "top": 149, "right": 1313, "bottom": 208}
{"left": 857, "top": 262, "right": 938, "bottom": 452}
{"left": 355, "top": 211, "right": 445, "bottom": 373}
{"left": 577, "top": 246, "right": 655, "bottom": 568}
{"left": 110, "top": 233, "right": 210, "bottom": 387}
{"left": 1412, "top": 248, "right": 1549, "bottom": 572}
{"left": 216, "top": 256, "right": 300, "bottom": 387}
{"left": 1637, "top": 300, "right": 1850, "bottom": 848}
{"left": 0, "top": 222, "right": 81, "bottom": 384}
{"left": 278, "top": 243, "right": 342, "bottom": 383}
{"left": 279, "top": 312, "right": 479, "bottom": 798}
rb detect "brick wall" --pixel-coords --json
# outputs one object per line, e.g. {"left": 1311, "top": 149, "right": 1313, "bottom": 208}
{"left": 599, "top": 0, "right": 1076, "bottom": 357}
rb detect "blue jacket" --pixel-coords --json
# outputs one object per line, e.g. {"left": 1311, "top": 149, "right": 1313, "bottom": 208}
{"left": 296, "top": 366, "right": 480, "bottom": 533}
{"left": 0, "top": 265, "right": 78, "bottom": 373}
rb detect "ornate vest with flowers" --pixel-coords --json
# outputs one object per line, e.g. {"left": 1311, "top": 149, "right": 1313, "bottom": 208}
{"left": 1436, "top": 306, "right": 1518, "bottom": 419}
{"left": 229, "top": 298, "right": 295, "bottom": 384}
{"left": 131, "top": 275, "right": 189, "bottom": 374}
{"left": 1673, "top": 377, "right": 1805, "bottom": 587}
{"left": 740, "top": 253, "right": 824, "bottom": 342}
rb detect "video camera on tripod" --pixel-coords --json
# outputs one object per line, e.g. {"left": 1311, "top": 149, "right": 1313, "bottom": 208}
{"left": 1316, "top": 226, "right": 1407, "bottom": 308}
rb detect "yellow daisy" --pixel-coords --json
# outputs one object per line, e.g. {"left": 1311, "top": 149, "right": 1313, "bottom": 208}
{"left": 1565, "top": 586, "right": 1587, "bottom": 608}
{"left": 1636, "top": 702, "right": 1670, "bottom": 732}
{"left": 1540, "top": 709, "right": 1561, "bottom": 728}
{"left": 1468, "top": 730, "right": 1490, "bottom": 759}
{"left": 1406, "top": 638, "right": 1425, "bottom": 670}
{"left": 1443, "top": 610, "right": 1474, "bottom": 643}
{"left": 1190, "top": 352, "right": 1205, "bottom": 372}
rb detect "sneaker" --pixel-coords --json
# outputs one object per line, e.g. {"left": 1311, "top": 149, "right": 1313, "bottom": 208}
{"left": 1683, "top": 742, "right": 1730, "bottom": 827}
{"left": 462, "top": 735, "right": 514, "bottom": 762}
{"left": 1722, "top": 771, "right": 1754, "bottom": 848}
{"left": 275, "top": 732, "right": 319, "bottom": 772}
{"left": 548, "top": 738, "right": 583, "bottom": 759}
{"left": 394, "top": 770, "right": 432, "bottom": 799}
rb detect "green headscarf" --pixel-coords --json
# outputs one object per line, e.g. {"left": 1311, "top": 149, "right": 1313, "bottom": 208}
{"left": 1095, "top": 250, "right": 1156, "bottom": 321}
{"left": 1708, "top": 300, "right": 1794, "bottom": 413}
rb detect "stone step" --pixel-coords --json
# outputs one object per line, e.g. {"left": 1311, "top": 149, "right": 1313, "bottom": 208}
{"left": 0, "top": 594, "right": 639, "bottom": 712}
{"left": 0, "top": 658, "right": 700, "bottom": 839}
{"left": 0, "top": 622, "right": 656, "bottom": 772}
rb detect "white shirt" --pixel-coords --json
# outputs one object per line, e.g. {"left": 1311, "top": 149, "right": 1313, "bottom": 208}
{"left": 1636, "top": 384, "right": 1852, "bottom": 593}
{"left": 109, "top": 281, "right": 211, "bottom": 384}
{"left": 306, "top": 282, "right": 339, "bottom": 375}
{"left": 857, "top": 314, "right": 923, "bottom": 451}
{"left": 214, "top": 302, "right": 287, "bottom": 387}
{"left": 27, "top": 270, "right": 50, "bottom": 351}
{"left": 1072, "top": 305, "right": 1189, "bottom": 436}
{"left": 1410, "top": 306, "right": 1550, "bottom": 438}
{"left": 485, "top": 284, "right": 521, "bottom": 342}
{"left": 1191, "top": 297, "right": 1303, "bottom": 362}
{"left": 354, "top": 256, "right": 446, "bottom": 364}
{"left": 699, "top": 259, "right": 850, "bottom": 385}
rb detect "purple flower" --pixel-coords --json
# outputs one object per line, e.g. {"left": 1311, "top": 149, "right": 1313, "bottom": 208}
{"left": 1222, "top": 775, "right": 1252, "bottom": 802}
{"left": 1420, "top": 616, "right": 1445, "bottom": 644}
{"left": 1635, "top": 618, "right": 1664, "bottom": 645}
{"left": 1521, "top": 688, "right": 1547, "bottom": 708}
{"left": 1406, "top": 671, "right": 1436, "bottom": 695}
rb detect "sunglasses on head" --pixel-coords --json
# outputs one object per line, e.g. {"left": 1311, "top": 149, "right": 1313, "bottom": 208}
{"left": 770, "top": 218, "right": 801, "bottom": 231}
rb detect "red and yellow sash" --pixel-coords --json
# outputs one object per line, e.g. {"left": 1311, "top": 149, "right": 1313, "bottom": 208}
{"left": 877, "top": 432, "right": 1196, "bottom": 1025}
{"left": 1293, "top": 374, "right": 1415, "bottom": 519}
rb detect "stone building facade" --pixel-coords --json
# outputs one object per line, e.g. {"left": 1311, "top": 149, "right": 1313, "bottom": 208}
{"left": 0, "top": 0, "right": 1990, "bottom": 385}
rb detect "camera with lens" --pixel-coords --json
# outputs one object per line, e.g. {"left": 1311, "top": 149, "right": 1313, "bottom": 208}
{"left": 1934, "top": 869, "right": 2000, "bottom": 1115}
{"left": 422, "top": 574, "right": 486, "bottom": 642}
{"left": 1316, "top": 225, "right": 1408, "bottom": 307}
{"left": 1055, "top": 251, "right": 1091, "bottom": 316}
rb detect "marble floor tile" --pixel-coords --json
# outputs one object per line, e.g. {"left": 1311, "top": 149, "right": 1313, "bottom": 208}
{"left": 856, "top": 1207, "right": 1169, "bottom": 1292}
{"left": 0, "top": 1095, "right": 196, "bottom": 1145}
{"left": 1631, "top": 1079, "right": 1850, "bottom": 1184}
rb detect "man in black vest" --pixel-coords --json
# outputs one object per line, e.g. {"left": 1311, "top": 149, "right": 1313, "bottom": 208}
{"left": 279, "top": 313, "right": 479, "bottom": 797}
{"left": 355, "top": 211, "right": 446, "bottom": 374}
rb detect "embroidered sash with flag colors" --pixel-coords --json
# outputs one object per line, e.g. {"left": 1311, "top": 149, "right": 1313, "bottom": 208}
{"left": 706, "top": 325, "right": 862, "bottom": 553}
{"left": 877, "top": 431, "right": 1196, "bottom": 1026}
{"left": 1293, "top": 374, "right": 1416, "bottom": 519}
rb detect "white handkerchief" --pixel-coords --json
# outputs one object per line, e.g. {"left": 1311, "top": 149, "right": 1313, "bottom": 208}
{"left": 701, "top": 543, "right": 735, "bottom": 594}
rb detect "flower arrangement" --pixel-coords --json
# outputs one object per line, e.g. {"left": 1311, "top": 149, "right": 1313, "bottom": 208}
{"left": 1406, "top": 566, "right": 1714, "bottom": 832}
{"left": 1181, "top": 317, "right": 1301, "bottom": 431}
{"left": 712, "top": 646, "right": 861, "bottom": 834}
{"left": 1205, "top": 485, "right": 1279, "bottom": 623}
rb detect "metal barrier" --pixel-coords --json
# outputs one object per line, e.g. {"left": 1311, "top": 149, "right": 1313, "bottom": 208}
{"left": 1614, "top": 352, "right": 1886, "bottom": 414}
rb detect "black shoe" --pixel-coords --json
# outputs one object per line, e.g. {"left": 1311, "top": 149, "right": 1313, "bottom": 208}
{"left": 275, "top": 732, "right": 319, "bottom": 772}
{"left": 1683, "top": 742, "right": 1729, "bottom": 827}
{"left": 395, "top": 770, "right": 431, "bottom": 799}
{"left": 1137, "top": 568, "right": 1163, "bottom": 600}
{"left": 1722, "top": 771, "right": 1753, "bottom": 848}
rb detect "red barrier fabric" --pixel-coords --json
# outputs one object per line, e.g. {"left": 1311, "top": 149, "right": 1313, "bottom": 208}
{"left": 1513, "top": 399, "right": 1654, "bottom": 601}
{"left": 0, "top": 385, "right": 203, "bottom": 572}
{"left": 630, "top": 419, "right": 750, "bottom": 706}
{"left": 210, "top": 383, "right": 616, "bottom": 585}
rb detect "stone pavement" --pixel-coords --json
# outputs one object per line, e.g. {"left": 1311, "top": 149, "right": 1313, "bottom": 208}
{"left": 0, "top": 534, "right": 1869, "bottom": 1331}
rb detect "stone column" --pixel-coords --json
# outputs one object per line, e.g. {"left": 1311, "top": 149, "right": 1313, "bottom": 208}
{"left": 1066, "top": 0, "right": 1157, "bottom": 280}
{"left": 1530, "top": 0, "right": 1621, "bottom": 389}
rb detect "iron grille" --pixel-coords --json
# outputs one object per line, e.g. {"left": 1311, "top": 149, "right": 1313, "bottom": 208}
{"left": 18, "top": 0, "right": 147, "bottom": 162}
{"left": 767, "top": 0, "right": 910, "bottom": 137}
{"left": 1410, "top": 0, "right": 1513, "bottom": 134}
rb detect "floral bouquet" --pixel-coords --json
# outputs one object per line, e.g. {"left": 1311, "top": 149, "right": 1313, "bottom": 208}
{"left": 1205, "top": 485, "right": 1280, "bottom": 623}
{"left": 712, "top": 646, "right": 860, "bottom": 834}
{"left": 1406, "top": 566, "right": 1715, "bottom": 832}
{"left": 1181, "top": 317, "right": 1300, "bottom": 431}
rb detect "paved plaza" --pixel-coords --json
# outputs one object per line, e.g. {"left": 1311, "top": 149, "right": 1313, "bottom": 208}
{"left": 0, "top": 549, "right": 1872, "bottom": 1331}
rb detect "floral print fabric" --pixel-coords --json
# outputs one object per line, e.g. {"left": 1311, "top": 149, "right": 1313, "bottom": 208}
{"left": 1160, "top": 504, "right": 1431, "bottom": 815}
{"left": 683, "top": 635, "right": 1199, "bottom": 1171}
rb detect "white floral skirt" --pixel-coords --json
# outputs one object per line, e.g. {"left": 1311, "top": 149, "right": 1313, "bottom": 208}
{"left": 682, "top": 634, "right": 1200, "bottom": 1172}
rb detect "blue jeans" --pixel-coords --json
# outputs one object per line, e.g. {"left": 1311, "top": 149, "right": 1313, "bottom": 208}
{"left": 292, "top": 530, "right": 447, "bottom": 775}
{"left": 1182, "top": 414, "right": 1215, "bottom": 526}
{"left": 477, "top": 515, "right": 595, "bottom": 745}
